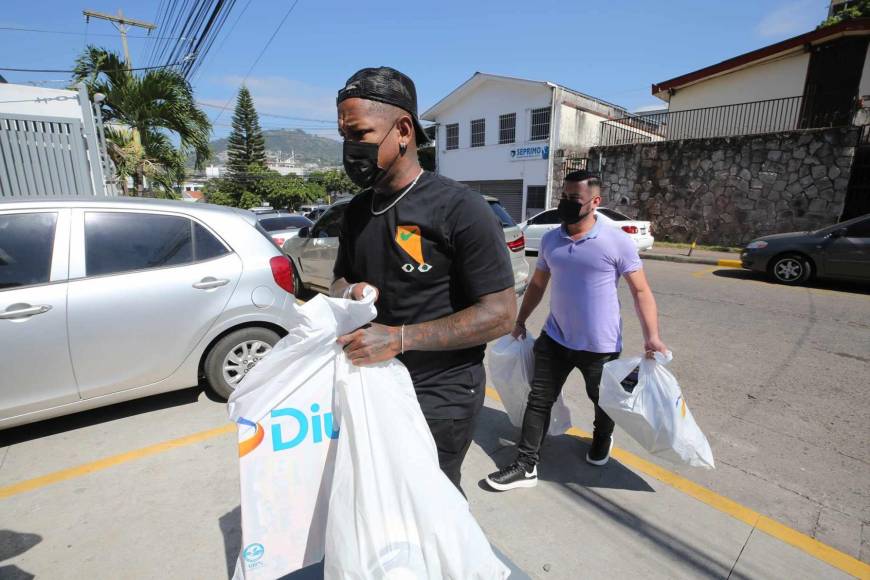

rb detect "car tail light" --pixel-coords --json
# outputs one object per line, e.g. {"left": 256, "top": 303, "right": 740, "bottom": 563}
{"left": 270, "top": 256, "right": 295, "bottom": 295}
{"left": 272, "top": 237, "right": 285, "bottom": 248}
{"left": 507, "top": 234, "right": 525, "bottom": 252}
{"left": 622, "top": 225, "right": 639, "bottom": 234}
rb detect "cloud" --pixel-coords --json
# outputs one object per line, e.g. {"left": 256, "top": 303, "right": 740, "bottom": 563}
{"left": 756, "top": 0, "right": 822, "bottom": 39}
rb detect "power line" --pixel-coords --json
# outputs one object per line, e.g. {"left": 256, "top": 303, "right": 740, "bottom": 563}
{"left": 0, "top": 25, "right": 187, "bottom": 39}
{"left": 189, "top": 0, "right": 252, "bottom": 84}
{"left": 197, "top": 101, "right": 335, "bottom": 124}
{"left": 212, "top": 0, "right": 302, "bottom": 125}
{"left": 0, "top": 62, "right": 184, "bottom": 73}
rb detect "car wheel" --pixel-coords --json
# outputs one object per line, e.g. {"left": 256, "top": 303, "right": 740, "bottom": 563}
{"left": 205, "top": 327, "right": 280, "bottom": 399}
{"left": 769, "top": 253, "right": 812, "bottom": 285}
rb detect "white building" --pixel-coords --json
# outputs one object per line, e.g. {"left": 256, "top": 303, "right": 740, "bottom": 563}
{"left": 651, "top": 19, "right": 870, "bottom": 126}
{"left": 422, "top": 72, "right": 628, "bottom": 220}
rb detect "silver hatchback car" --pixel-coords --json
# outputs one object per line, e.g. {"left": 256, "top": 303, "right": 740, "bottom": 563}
{"left": 0, "top": 197, "right": 299, "bottom": 430}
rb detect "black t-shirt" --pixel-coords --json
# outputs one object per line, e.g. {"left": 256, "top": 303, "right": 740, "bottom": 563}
{"left": 334, "top": 171, "right": 515, "bottom": 418}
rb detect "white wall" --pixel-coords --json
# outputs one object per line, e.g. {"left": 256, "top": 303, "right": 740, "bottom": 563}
{"left": 557, "top": 105, "right": 609, "bottom": 152}
{"left": 0, "top": 84, "right": 83, "bottom": 119}
{"left": 668, "top": 51, "right": 810, "bottom": 111}
{"left": 433, "top": 78, "right": 552, "bottom": 186}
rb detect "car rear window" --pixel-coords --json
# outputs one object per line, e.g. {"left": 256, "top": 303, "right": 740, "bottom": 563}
{"left": 259, "top": 216, "right": 312, "bottom": 231}
{"left": 597, "top": 208, "right": 630, "bottom": 221}
{"left": 487, "top": 201, "right": 516, "bottom": 228}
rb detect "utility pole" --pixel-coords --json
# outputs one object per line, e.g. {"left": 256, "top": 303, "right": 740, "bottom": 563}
{"left": 82, "top": 9, "right": 156, "bottom": 67}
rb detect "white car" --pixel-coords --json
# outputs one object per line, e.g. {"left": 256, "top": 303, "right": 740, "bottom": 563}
{"left": 520, "top": 208, "right": 654, "bottom": 253}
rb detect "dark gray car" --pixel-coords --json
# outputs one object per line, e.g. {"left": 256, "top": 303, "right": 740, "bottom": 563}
{"left": 740, "top": 214, "right": 870, "bottom": 284}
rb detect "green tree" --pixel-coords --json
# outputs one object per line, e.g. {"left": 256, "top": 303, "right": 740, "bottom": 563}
{"left": 819, "top": 0, "right": 870, "bottom": 27}
{"left": 202, "top": 178, "right": 236, "bottom": 206}
{"left": 307, "top": 169, "right": 359, "bottom": 198}
{"left": 226, "top": 86, "right": 266, "bottom": 187}
{"left": 73, "top": 46, "right": 211, "bottom": 196}
{"left": 245, "top": 166, "right": 325, "bottom": 209}
{"left": 238, "top": 191, "right": 264, "bottom": 210}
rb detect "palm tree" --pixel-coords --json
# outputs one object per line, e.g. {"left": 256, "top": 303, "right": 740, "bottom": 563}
{"left": 72, "top": 46, "right": 211, "bottom": 196}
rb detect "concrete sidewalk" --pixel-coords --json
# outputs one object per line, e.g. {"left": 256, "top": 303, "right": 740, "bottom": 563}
{"left": 467, "top": 396, "right": 860, "bottom": 579}
{"left": 641, "top": 246, "right": 743, "bottom": 267}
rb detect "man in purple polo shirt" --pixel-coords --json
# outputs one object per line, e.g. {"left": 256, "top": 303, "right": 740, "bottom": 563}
{"left": 486, "top": 170, "right": 667, "bottom": 491}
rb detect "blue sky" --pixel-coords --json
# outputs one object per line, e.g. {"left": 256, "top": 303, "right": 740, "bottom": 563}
{"left": 1, "top": 0, "right": 830, "bottom": 139}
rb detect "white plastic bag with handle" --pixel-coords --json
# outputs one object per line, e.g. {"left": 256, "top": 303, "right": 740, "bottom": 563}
{"left": 599, "top": 351, "right": 715, "bottom": 469}
{"left": 489, "top": 333, "right": 572, "bottom": 435}
{"left": 325, "top": 326, "right": 510, "bottom": 579}
{"left": 227, "top": 292, "right": 377, "bottom": 579}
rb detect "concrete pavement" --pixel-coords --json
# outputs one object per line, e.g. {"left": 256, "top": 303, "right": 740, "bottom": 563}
{"left": 1, "top": 259, "right": 868, "bottom": 579}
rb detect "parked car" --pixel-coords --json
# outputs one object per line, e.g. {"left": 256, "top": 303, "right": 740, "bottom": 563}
{"left": 304, "top": 205, "right": 330, "bottom": 221}
{"left": 0, "top": 197, "right": 299, "bottom": 430}
{"left": 257, "top": 213, "right": 314, "bottom": 248}
{"left": 520, "top": 207, "right": 654, "bottom": 253}
{"left": 740, "top": 213, "right": 870, "bottom": 284}
{"left": 283, "top": 195, "right": 530, "bottom": 295}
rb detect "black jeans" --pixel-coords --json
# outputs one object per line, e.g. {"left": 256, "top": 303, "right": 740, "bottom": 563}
{"left": 426, "top": 413, "right": 479, "bottom": 492}
{"left": 516, "top": 332, "right": 619, "bottom": 468}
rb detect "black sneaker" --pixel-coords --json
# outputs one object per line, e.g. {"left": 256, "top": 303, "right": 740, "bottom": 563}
{"left": 485, "top": 462, "right": 538, "bottom": 491}
{"left": 585, "top": 434, "right": 614, "bottom": 466}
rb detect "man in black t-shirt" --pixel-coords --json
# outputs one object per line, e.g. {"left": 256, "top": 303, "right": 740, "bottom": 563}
{"left": 332, "top": 67, "right": 517, "bottom": 489}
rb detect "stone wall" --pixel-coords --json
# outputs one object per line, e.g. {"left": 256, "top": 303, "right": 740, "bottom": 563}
{"left": 587, "top": 127, "right": 858, "bottom": 245}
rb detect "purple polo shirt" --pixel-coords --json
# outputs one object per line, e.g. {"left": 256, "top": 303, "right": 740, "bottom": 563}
{"left": 536, "top": 218, "right": 642, "bottom": 353}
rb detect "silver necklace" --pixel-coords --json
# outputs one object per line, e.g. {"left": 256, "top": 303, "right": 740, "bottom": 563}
{"left": 370, "top": 169, "right": 424, "bottom": 216}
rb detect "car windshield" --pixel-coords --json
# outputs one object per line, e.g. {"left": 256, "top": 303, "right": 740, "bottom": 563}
{"left": 488, "top": 201, "right": 516, "bottom": 228}
{"left": 259, "top": 216, "right": 312, "bottom": 231}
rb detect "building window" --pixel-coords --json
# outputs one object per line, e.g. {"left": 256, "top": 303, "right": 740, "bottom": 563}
{"left": 470, "top": 118, "right": 485, "bottom": 148}
{"left": 527, "top": 186, "right": 547, "bottom": 210}
{"left": 499, "top": 113, "right": 516, "bottom": 144}
{"left": 530, "top": 107, "right": 551, "bottom": 141}
{"left": 445, "top": 123, "right": 459, "bottom": 150}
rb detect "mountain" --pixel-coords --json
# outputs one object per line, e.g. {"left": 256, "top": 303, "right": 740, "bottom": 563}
{"left": 199, "top": 128, "right": 341, "bottom": 167}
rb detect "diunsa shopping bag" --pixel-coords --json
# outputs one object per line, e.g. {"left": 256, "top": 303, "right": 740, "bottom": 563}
{"left": 325, "top": 345, "right": 510, "bottom": 580}
{"left": 228, "top": 290, "right": 508, "bottom": 579}
{"left": 599, "top": 351, "right": 715, "bottom": 469}
{"left": 227, "top": 293, "right": 375, "bottom": 579}
{"left": 489, "top": 334, "right": 572, "bottom": 435}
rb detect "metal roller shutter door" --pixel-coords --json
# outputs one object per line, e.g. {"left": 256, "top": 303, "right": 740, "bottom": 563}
{"left": 461, "top": 179, "right": 524, "bottom": 222}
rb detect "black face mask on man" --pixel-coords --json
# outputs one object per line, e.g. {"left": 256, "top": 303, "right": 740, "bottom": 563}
{"left": 342, "top": 121, "right": 402, "bottom": 190}
{"left": 557, "top": 198, "right": 594, "bottom": 225}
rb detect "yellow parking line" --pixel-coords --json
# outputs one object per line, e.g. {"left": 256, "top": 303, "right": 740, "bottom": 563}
{"left": 484, "top": 387, "right": 869, "bottom": 579}
{"left": 2, "top": 384, "right": 866, "bottom": 578}
{"left": 0, "top": 423, "right": 234, "bottom": 500}
{"left": 691, "top": 266, "right": 718, "bottom": 279}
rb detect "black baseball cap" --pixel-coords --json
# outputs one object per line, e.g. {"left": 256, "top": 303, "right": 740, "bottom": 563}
{"left": 337, "top": 66, "right": 431, "bottom": 145}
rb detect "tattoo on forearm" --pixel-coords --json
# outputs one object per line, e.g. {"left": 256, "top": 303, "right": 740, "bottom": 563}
{"left": 405, "top": 288, "right": 516, "bottom": 351}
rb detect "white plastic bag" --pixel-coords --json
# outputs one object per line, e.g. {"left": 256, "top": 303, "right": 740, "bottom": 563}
{"left": 489, "top": 334, "right": 572, "bottom": 435}
{"left": 228, "top": 290, "right": 509, "bottom": 579}
{"left": 600, "top": 351, "right": 715, "bottom": 469}
{"left": 227, "top": 293, "right": 376, "bottom": 579}
{"left": 325, "top": 345, "right": 510, "bottom": 579}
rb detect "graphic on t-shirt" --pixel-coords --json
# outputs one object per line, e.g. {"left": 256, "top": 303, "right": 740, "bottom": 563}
{"left": 395, "top": 225, "right": 432, "bottom": 272}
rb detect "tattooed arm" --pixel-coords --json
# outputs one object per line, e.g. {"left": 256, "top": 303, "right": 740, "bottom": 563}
{"left": 338, "top": 287, "right": 516, "bottom": 366}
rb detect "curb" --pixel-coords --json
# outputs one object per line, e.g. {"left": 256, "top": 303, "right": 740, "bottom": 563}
{"left": 640, "top": 253, "right": 743, "bottom": 268}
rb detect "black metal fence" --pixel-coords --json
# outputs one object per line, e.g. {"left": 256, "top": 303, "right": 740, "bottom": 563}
{"left": 599, "top": 95, "right": 855, "bottom": 147}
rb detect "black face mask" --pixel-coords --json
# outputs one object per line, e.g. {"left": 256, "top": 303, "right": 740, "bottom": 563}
{"left": 557, "top": 198, "right": 593, "bottom": 225}
{"left": 342, "top": 122, "right": 400, "bottom": 190}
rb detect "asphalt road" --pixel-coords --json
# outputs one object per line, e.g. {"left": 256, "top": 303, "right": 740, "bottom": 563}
{"left": 539, "top": 257, "right": 869, "bottom": 562}
{"left": 0, "top": 258, "right": 867, "bottom": 578}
